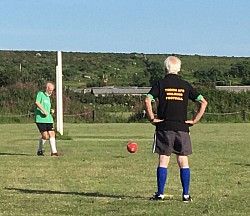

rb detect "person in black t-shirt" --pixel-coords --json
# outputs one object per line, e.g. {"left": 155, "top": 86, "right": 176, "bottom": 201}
{"left": 145, "top": 56, "right": 207, "bottom": 202}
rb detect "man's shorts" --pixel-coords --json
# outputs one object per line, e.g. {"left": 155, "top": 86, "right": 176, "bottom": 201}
{"left": 36, "top": 123, "right": 54, "bottom": 133}
{"left": 152, "top": 130, "right": 192, "bottom": 156}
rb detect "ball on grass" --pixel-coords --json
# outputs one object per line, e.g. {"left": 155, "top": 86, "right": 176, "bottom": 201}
{"left": 127, "top": 142, "right": 138, "bottom": 153}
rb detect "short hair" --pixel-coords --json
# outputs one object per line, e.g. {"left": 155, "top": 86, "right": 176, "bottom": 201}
{"left": 164, "top": 56, "right": 181, "bottom": 74}
{"left": 45, "top": 82, "right": 55, "bottom": 92}
{"left": 45, "top": 82, "right": 54, "bottom": 88}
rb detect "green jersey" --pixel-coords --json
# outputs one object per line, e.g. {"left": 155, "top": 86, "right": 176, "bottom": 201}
{"left": 34, "top": 91, "right": 54, "bottom": 123}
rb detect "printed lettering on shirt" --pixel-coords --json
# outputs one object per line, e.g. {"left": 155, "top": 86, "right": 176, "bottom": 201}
{"left": 165, "top": 88, "right": 185, "bottom": 101}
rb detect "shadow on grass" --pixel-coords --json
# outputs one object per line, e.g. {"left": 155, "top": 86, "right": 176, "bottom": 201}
{"left": 74, "top": 135, "right": 147, "bottom": 140}
{"left": 4, "top": 187, "right": 144, "bottom": 199}
{"left": 234, "top": 163, "right": 250, "bottom": 167}
{"left": 0, "top": 152, "right": 32, "bottom": 156}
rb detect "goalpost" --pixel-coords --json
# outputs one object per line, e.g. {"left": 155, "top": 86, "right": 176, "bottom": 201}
{"left": 56, "top": 51, "right": 63, "bottom": 135}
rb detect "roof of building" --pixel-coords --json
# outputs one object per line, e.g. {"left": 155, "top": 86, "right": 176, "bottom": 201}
{"left": 75, "top": 86, "right": 250, "bottom": 95}
{"left": 91, "top": 87, "right": 150, "bottom": 95}
{"left": 215, "top": 86, "right": 250, "bottom": 92}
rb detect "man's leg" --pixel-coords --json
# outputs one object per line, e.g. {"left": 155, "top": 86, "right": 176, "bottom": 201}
{"left": 177, "top": 155, "right": 192, "bottom": 201}
{"left": 157, "top": 154, "right": 170, "bottom": 196}
{"left": 36, "top": 123, "right": 47, "bottom": 156}
{"left": 48, "top": 130, "right": 58, "bottom": 154}
{"left": 38, "top": 131, "right": 47, "bottom": 151}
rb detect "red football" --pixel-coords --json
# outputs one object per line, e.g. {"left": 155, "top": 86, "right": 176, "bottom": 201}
{"left": 127, "top": 142, "right": 138, "bottom": 153}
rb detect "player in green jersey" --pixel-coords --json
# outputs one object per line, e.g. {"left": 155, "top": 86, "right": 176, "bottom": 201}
{"left": 34, "top": 82, "right": 61, "bottom": 156}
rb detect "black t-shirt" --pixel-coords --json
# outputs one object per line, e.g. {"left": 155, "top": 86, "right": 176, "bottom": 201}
{"left": 148, "top": 74, "right": 200, "bottom": 132}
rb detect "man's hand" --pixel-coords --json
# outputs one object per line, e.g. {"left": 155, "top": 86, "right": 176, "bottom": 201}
{"left": 151, "top": 118, "right": 164, "bottom": 125}
{"left": 185, "top": 120, "right": 194, "bottom": 126}
{"left": 51, "top": 109, "right": 55, "bottom": 114}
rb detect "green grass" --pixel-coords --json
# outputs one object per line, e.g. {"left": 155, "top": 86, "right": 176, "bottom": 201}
{"left": 0, "top": 123, "right": 249, "bottom": 216}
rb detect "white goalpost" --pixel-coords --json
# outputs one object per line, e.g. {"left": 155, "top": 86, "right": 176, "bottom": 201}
{"left": 56, "top": 51, "right": 63, "bottom": 135}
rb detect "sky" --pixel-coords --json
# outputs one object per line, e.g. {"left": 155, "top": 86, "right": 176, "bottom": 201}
{"left": 1, "top": 0, "right": 250, "bottom": 57}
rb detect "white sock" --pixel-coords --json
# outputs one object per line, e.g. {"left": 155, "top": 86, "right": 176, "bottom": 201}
{"left": 49, "top": 137, "right": 57, "bottom": 153}
{"left": 38, "top": 138, "right": 46, "bottom": 151}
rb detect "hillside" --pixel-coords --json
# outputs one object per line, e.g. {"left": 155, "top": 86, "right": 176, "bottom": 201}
{"left": 1, "top": 50, "right": 250, "bottom": 88}
{"left": 1, "top": 50, "right": 250, "bottom": 123}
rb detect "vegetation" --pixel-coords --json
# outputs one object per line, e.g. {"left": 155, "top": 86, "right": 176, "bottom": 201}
{"left": 0, "top": 50, "right": 250, "bottom": 123}
{"left": 0, "top": 81, "right": 250, "bottom": 123}
{"left": 0, "top": 123, "right": 249, "bottom": 216}
{"left": 1, "top": 50, "right": 250, "bottom": 88}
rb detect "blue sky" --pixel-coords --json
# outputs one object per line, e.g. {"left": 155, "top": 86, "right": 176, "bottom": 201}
{"left": 1, "top": 0, "right": 250, "bottom": 57}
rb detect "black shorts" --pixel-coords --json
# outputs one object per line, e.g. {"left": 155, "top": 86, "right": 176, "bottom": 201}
{"left": 36, "top": 123, "right": 54, "bottom": 133}
{"left": 152, "top": 131, "right": 192, "bottom": 156}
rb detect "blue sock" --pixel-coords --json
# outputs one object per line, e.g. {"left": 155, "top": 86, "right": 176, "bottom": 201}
{"left": 180, "top": 168, "right": 190, "bottom": 195}
{"left": 157, "top": 167, "right": 167, "bottom": 195}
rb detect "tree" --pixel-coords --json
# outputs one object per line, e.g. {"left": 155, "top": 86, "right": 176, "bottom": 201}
{"left": 0, "top": 67, "right": 18, "bottom": 86}
{"left": 144, "top": 60, "right": 164, "bottom": 85}
{"left": 194, "top": 68, "right": 228, "bottom": 86}
{"left": 228, "top": 62, "right": 250, "bottom": 78}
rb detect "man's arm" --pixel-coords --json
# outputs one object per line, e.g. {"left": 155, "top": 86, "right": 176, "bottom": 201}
{"left": 35, "top": 101, "right": 48, "bottom": 116}
{"left": 185, "top": 97, "right": 208, "bottom": 125}
{"left": 144, "top": 96, "right": 163, "bottom": 124}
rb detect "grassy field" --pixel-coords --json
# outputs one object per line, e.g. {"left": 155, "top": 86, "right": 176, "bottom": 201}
{"left": 0, "top": 123, "right": 249, "bottom": 216}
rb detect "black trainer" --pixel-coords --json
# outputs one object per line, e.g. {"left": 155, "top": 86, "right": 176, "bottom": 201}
{"left": 37, "top": 150, "right": 45, "bottom": 156}
{"left": 182, "top": 195, "right": 192, "bottom": 203}
{"left": 149, "top": 193, "right": 165, "bottom": 201}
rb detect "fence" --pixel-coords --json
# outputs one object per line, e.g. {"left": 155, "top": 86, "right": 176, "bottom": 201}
{"left": 0, "top": 110, "right": 250, "bottom": 123}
